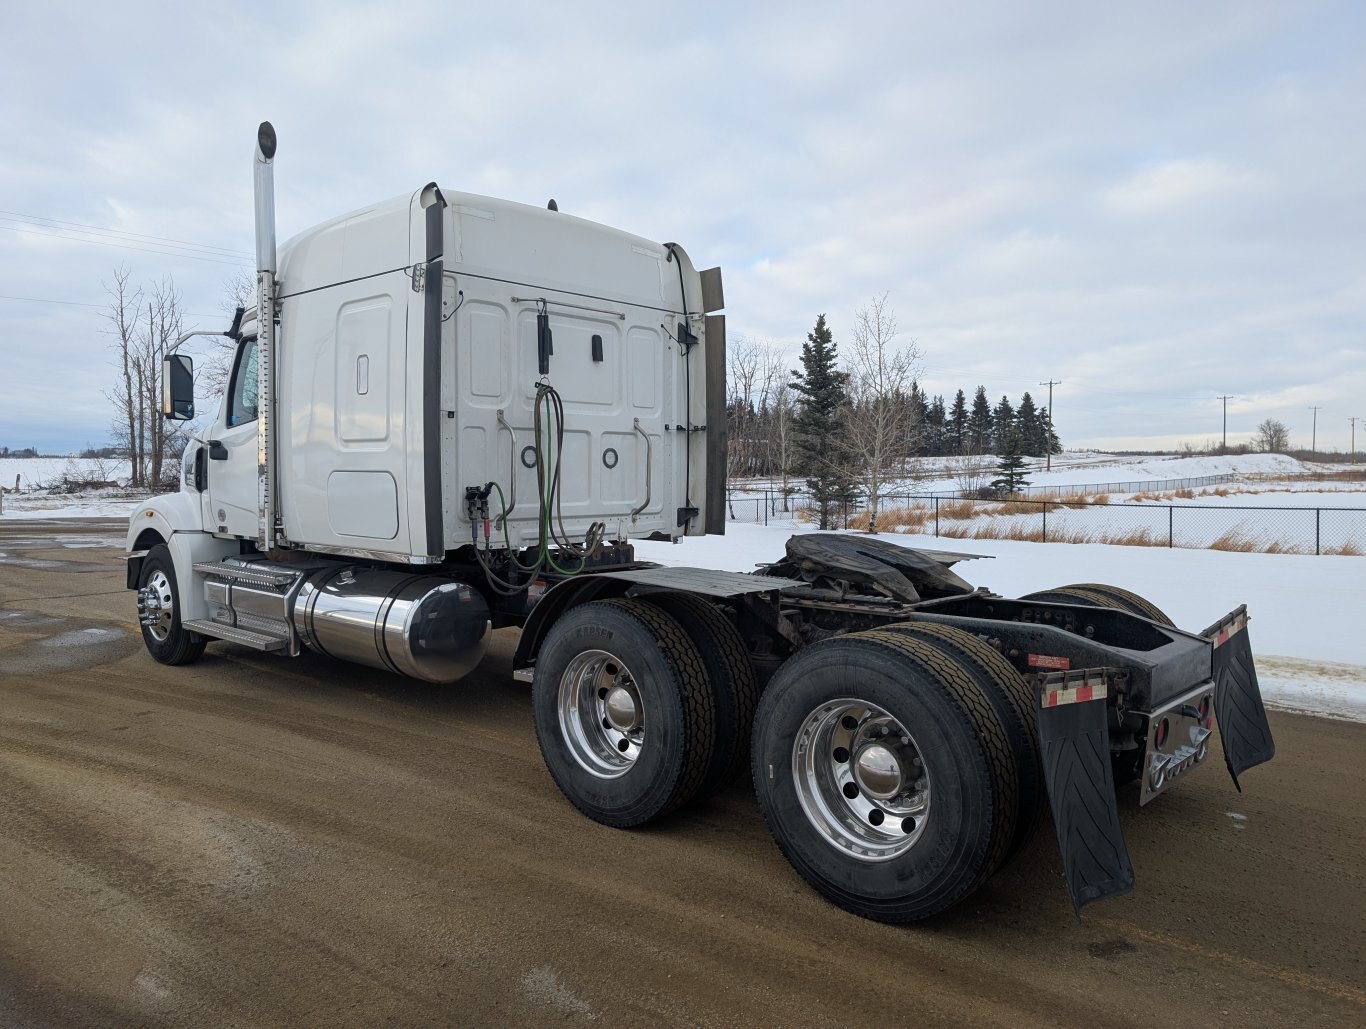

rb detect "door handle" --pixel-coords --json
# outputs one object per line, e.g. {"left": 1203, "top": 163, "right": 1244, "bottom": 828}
{"left": 208, "top": 440, "right": 229, "bottom": 461}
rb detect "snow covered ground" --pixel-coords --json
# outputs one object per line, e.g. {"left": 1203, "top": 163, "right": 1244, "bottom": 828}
{"left": 638, "top": 523, "right": 1366, "bottom": 724}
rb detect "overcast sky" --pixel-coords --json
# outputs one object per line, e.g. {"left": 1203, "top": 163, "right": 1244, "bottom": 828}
{"left": 1, "top": 1, "right": 1362, "bottom": 455}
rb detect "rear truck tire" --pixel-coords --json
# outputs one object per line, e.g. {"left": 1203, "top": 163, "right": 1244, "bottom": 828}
{"left": 643, "top": 592, "right": 760, "bottom": 797}
{"left": 532, "top": 598, "right": 716, "bottom": 828}
{"left": 878, "top": 622, "right": 1045, "bottom": 862}
{"left": 136, "top": 544, "right": 207, "bottom": 666}
{"left": 1019, "top": 583, "right": 1174, "bottom": 627}
{"left": 751, "top": 630, "right": 1017, "bottom": 922}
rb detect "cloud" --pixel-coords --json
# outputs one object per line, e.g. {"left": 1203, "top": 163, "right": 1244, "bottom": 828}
{"left": 0, "top": 0, "right": 1363, "bottom": 453}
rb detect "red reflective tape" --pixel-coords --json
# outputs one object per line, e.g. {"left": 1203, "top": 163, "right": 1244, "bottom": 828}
{"left": 1029, "top": 654, "right": 1071, "bottom": 671}
{"left": 1042, "top": 681, "right": 1108, "bottom": 707}
{"left": 1212, "top": 614, "right": 1247, "bottom": 649}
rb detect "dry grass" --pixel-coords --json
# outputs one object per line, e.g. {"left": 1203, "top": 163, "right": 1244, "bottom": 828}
{"left": 935, "top": 519, "right": 1166, "bottom": 548}
{"left": 936, "top": 499, "right": 977, "bottom": 520}
{"left": 765, "top": 488, "right": 1363, "bottom": 558}
{"left": 852, "top": 504, "right": 931, "bottom": 534}
{"left": 1208, "top": 529, "right": 1304, "bottom": 554}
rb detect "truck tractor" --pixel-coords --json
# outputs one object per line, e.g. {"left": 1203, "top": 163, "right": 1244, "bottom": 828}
{"left": 127, "top": 123, "right": 1275, "bottom": 922}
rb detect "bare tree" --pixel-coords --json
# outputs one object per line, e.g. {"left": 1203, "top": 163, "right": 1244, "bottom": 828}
{"left": 103, "top": 268, "right": 188, "bottom": 490}
{"left": 841, "top": 293, "right": 920, "bottom": 533}
{"left": 202, "top": 270, "right": 255, "bottom": 395}
{"left": 765, "top": 347, "right": 797, "bottom": 510}
{"left": 726, "top": 333, "right": 763, "bottom": 501}
{"left": 140, "top": 277, "right": 185, "bottom": 488}
{"left": 1255, "top": 418, "right": 1290, "bottom": 454}
{"left": 103, "top": 265, "right": 144, "bottom": 487}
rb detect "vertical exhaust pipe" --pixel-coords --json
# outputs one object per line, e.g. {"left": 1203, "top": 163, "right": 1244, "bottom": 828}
{"left": 254, "top": 122, "right": 278, "bottom": 274}
{"left": 254, "top": 121, "right": 279, "bottom": 550}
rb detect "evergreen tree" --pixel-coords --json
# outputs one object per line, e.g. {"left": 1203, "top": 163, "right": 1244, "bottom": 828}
{"left": 925, "top": 395, "right": 947, "bottom": 456}
{"left": 1016, "top": 391, "right": 1043, "bottom": 456}
{"left": 1039, "top": 406, "right": 1063, "bottom": 455}
{"left": 991, "top": 395, "right": 1015, "bottom": 452}
{"left": 990, "top": 429, "right": 1031, "bottom": 496}
{"left": 791, "top": 314, "right": 856, "bottom": 529}
{"left": 967, "top": 386, "right": 993, "bottom": 455}
{"left": 948, "top": 390, "right": 968, "bottom": 454}
{"left": 908, "top": 381, "right": 929, "bottom": 456}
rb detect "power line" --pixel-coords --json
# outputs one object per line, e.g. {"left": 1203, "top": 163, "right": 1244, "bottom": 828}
{"left": 0, "top": 224, "right": 249, "bottom": 266}
{"left": 0, "top": 293, "right": 225, "bottom": 319}
{"left": 0, "top": 209, "right": 251, "bottom": 259}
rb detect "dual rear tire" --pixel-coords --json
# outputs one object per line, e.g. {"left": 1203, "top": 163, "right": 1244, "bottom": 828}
{"left": 531, "top": 595, "right": 758, "bottom": 828}
{"left": 750, "top": 626, "right": 1036, "bottom": 922}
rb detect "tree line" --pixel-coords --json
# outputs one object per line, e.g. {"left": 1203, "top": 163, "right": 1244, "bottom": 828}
{"left": 727, "top": 296, "right": 1062, "bottom": 530}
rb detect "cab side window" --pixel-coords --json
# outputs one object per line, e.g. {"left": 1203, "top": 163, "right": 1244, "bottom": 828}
{"left": 226, "top": 338, "right": 259, "bottom": 427}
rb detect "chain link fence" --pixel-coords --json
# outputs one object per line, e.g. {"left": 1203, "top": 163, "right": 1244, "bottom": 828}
{"left": 725, "top": 490, "right": 1366, "bottom": 557}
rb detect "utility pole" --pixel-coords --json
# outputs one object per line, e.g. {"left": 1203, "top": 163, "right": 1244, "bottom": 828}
{"left": 1217, "top": 395, "right": 1234, "bottom": 453}
{"left": 1351, "top": 417, "right": 1359, "bottom": 465}
{"left": 1308, "top": 406, "right": 1322, "bottom": 453}
{"left": 1039, "top": 380, "right": 1061, "bottom": 470}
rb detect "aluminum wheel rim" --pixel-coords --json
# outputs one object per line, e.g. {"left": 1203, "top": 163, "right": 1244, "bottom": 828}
{"left": 558, "top": 649, "right": 644, "bottom": 779}
{"left": 141, "top": 570, "right": 175, "bottom": 642}
{"left": 792, "top": 698, "right": 931, "bottom": 862}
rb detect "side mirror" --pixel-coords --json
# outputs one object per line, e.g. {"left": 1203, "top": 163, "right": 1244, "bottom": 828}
{"left": 162, "top": 354, "right": 195, "bottom": 420}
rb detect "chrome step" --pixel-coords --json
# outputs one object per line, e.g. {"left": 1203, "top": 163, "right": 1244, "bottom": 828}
{"left": 183, "top": 618, "right": 290, "bottom": 652}
{"left": 192, "top": 559, "right": 300, "bottom": 589}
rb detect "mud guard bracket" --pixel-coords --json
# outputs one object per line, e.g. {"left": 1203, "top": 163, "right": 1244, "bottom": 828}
{"left": 1201, "top": 606, "right": 1275, "bottom": 790}
{"left": 1037, "top": 668, "right": 1135, "bottom": 913}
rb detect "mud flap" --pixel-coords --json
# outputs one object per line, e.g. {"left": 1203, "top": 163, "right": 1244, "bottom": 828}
{"left": 1202, "top": 606, "right": 1275, "bottom": 790}
{"left": 1037, "top": 669, "right": 1134, "bottom": 913}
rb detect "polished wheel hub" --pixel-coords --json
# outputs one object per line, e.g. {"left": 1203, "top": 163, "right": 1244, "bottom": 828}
{"left": 558, "top": 650, "right": 644, "bottom": 779}
{"left": 854, "top": 743, "right": 904, "bottom": 800}
{"left": 138, "top": 570, "right": 175, "bottom": 642}
{"left": 793, "top": 699, "right": 931, "bottom": 861}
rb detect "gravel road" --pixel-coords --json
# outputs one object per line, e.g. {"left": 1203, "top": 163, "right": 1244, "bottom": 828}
{"left": 1, "top": 519, "right": 1362, "bottom": 1027}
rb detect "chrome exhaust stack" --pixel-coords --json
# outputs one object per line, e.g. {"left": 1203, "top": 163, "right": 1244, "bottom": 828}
{"left": 254, "top": 122, "right": 278, "bottom": 275}
{"left": 253, "top": 121, "right": 279, "bottom": 550}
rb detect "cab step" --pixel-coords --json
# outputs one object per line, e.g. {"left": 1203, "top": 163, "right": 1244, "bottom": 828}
{"left": 182, "top": 619, "right": 290, "bottom": 652}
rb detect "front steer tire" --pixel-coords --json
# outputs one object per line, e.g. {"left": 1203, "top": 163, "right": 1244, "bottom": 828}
{"left": 137, "top": 544, "right": 207, "bottom": 666}
{"left": 751, "top": 631, "right": 1015, "bottom": 923}
{"left": 532, "top": 598, "right": 716, "bottom": 828}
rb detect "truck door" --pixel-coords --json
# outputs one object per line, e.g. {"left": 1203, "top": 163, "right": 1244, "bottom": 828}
{"left": 207, "top": 336, "right": 263, "bottom": 538}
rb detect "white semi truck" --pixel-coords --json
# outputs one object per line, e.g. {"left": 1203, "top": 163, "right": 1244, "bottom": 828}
{"left": 127, "top": 124, "right": 1275, "bottom": 921}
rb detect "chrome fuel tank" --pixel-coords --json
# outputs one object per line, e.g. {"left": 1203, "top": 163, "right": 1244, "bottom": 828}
{"left": 294, "top": 567, "right": 490, "bottom": 683}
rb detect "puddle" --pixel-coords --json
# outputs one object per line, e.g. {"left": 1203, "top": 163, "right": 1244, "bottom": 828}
{"left": 0, "top": 553, "right": 110, "bottom": 572}
{"left": 0, "top": 610, "right": 68, "bottom": 630}
{"left": 0, "top": 617, "right": 138, "bottom": 675}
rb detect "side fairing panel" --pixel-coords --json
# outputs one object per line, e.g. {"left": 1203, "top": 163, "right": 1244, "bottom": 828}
{"left": 276, "top": 199, "right": 417, "bottom": 556}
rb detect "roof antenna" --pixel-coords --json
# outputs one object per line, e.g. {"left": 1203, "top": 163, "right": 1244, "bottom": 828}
{"left": 547, "top": 199, "right": 558, "bottom": 211}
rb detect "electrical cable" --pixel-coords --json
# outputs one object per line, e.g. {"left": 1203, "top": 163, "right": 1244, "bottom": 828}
{"left": 0, "top": 209, "right": 252, "bottom": 258}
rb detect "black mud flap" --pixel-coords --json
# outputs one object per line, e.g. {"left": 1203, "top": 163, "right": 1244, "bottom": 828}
{"left": 1037, "top": 669, "right": 1134, "bottom": 914}
{"left": 1202, "top": 606, "right": 1275, "bottom": 790}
